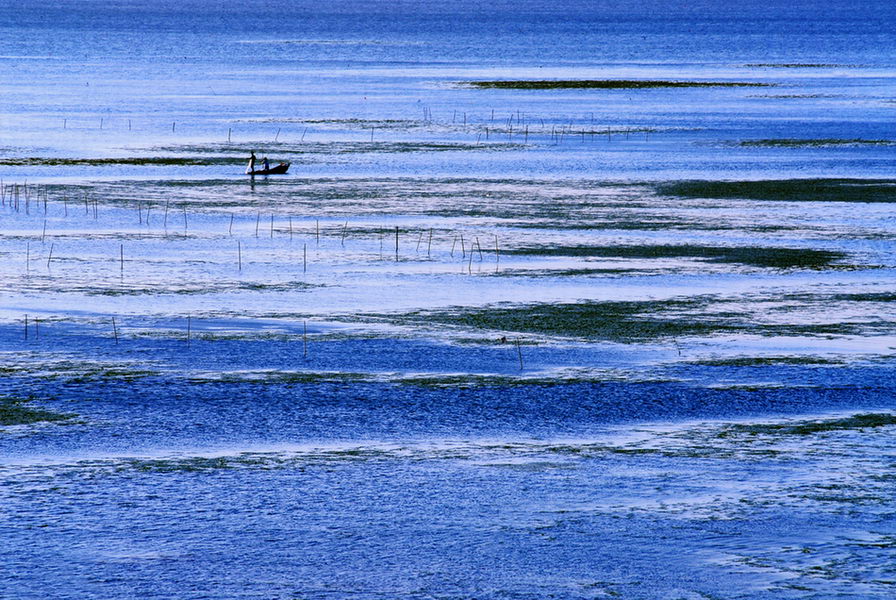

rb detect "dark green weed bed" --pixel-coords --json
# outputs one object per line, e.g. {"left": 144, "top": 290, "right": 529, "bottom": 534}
{"left": 503, "top": 244, "right": 846, "bottom": 269}
{"left": 659, "top": 179, "right": 896, "bottom": 203}
{"left": 739, "top": 139, "right": 894, "bottom": 147}
{"left": 466, "top": 80, "right": 771, "bottom": 89}
{"left": 373, "top": 300, "right": 866, "bottom": 341}
{"left": 0, "top": 396, "right": 73, "bottom": 426}
{"left": 721, "top": 413, "right": 896, "bottom": 436}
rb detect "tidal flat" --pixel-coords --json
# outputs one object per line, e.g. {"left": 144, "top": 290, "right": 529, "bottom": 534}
{"left": 3, "top": 1, "right": 896, "bottom": 599}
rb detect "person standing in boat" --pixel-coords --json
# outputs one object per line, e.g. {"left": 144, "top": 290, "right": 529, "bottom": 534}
{"left": 262, "top": 156, "right": 270, "bottom": 171}
{"left": 246, "top": 151, "right": 257, "bottom": 174}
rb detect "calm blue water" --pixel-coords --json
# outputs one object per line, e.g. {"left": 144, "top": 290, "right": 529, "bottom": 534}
{"left": 2, "top": 2, "right": 896, "bottom": 599}
{"left": 2, "top": 0, "right": 895, "bottom": 178}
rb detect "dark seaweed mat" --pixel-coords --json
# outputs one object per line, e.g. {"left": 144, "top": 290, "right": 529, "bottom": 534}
{"left": 659, "top": 179, "right": 896, "bottom": 203}
{"left": 503, "top": 244, "right": 845, "bottom": 269}
{"left": 466, "top": 80, "right": 769, "bottom": 89}
{"left": 0, "top": 397, "right": 72, "bottom": 426}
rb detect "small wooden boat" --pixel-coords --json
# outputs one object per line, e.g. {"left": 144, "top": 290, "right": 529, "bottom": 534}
{"left": 248, "top": 162, "right": 290, "bottom": 175}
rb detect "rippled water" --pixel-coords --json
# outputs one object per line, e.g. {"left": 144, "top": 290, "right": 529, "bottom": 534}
{"left": 2, "top": 1, "right": 896, "bottom": 598}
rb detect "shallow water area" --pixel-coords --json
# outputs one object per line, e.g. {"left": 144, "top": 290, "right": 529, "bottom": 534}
{"left": 3, "top": 1, "right": 896, "bottom": 599}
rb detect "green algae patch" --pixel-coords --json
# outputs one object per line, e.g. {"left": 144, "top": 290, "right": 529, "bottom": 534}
{"left": 372, "top": 298, "right": 874, "bottom": 342}
{"left": 0, "top": 397, "right": 74, "bottom": 426}
{"left": 65, "top": 368, "right": 160, "bottom": 383}
{"left": 128, "top": 456, "right": 233, "bottom": 473}
{"left": 691, "top": 356, "right": 845, "bottom": 367}
{"left": 465, "top": 80, "right": 770, "bottom": 89}
{"left": 493, "top": 268, "right": 637, "bottom": 278}
{"left": 659, "top": 179, "right": 896, "bottom": 203}
{"left": 740, "top": 139, "right": 894, "bottom": 147}
{"left": 830, "top": 292, "right": 896, "bottom": 302}
{"left": 503, "top": 244, "right": 845, "bottom": 269}
{"left": 187, "top": 371, "right": 371, "bottom": 385}
{"left": 387, "top": 299, "right": 725, "bottom": 341}
{"left": 744, "top": 63, "right": 852, "bottom": 68}
{"left": 395, "top": 374, "right": 601, "bottom": 388}
{"left": 723, "top": 413, "right": 896, "bottom": 436}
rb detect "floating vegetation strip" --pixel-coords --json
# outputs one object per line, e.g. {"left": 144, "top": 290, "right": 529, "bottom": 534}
{"left": 382, "top": 299, "right": 726, "bottom": 341}
{"left": 658, "top": 179, "right": 896, "bottom": 203}
{"left": 749, "top": 94, "right": 840, "bottom": 99}
{"left": 744, "top": 63, "right": 850, "bottom": 68}
{"left": 373, "top": 298, "right": 873, "bottom": 342}
{"left": 0, "top": 396, "right": 73, "bottom": 426}
{"left": 503, "top": 244, "right": 846, "bottom": 269}
{"left": 740, "top": 139, "right": 894, "bottom": 147}
{"left": 722, "top": 413, "right": 896, "bottom": 436}
{"left": 465, "top": 80, "right": 771, "bottom": 89}
{"left": 691, "top": 356, "right": 845, "bottom": 367}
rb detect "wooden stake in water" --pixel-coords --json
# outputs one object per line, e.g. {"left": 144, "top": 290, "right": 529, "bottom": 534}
{"left": 427, "top": 228, "right": 433, "bottom": 257}
{"left": 238, "top": 241, "right": 242, "bottom": 271}
{"left": 47, "top": 243, "right": 54, "bottom": 269}
{"left": 25, "top": 242, "right": 30, "bottom": 275}
{"left": 303, "top": 243, "right": 307, "bottom": 273}
{"left": 341, "top": 221, "right": 348, "bottom": 246}
{"left": 112, "top": 317, "right": 118, "bottom": 344}
{"left": 289, "top": 216, "right": 293, "bottom": 239}
{"left": 270, "top": 214, "right": 274, "bottom": 238}
{"left": 303, "top": 320, "right": 308, "bottom": 357}
{"left": 316, "top": 219, "right": 319, "bottom": 244}
{"left": 516, "top": 338, "right": 524, "bottom": 370}
{"left": 164, "top": 200, "right": 169, "bottom": 228}
{"left": 394, "top": 226, "right": 399, "bottom": 261}
{"left": 41, "top": 219, "right": 47, "bottom": 242}
{"left": 183, "top": 207, "right": 188, "bottom": 232}
{"left": 120, "top": 244, "right": 124, "bottom": 275}
{"left": 229, "top": 213, "right": 234, "bottom": 235}
{"left": 255, "top": 212, "right": 260, "bottom": 237}
{"left": 450, "top": 234, "right": 457, "bottom": 257}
